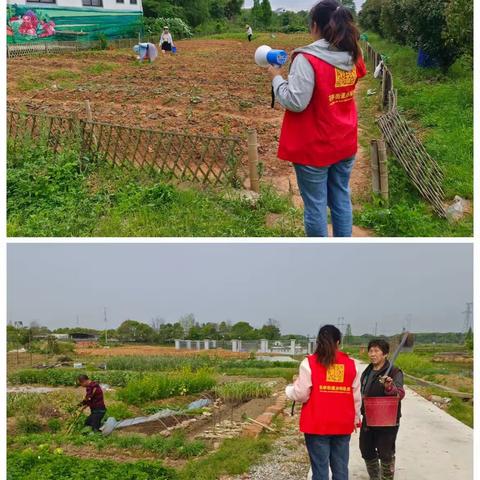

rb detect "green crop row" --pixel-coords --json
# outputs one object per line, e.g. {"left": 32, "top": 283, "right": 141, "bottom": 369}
{"left": 8, "top": 369, "right": 139, "bottom": 387}
{"left": 7, "top": 451, "right": 176, "bottom": 480}
{"left": 214, "top": 381, "right": 272, "bottom": 402}
{"left": 105, "top": 355, "right": 217, "bottom": 372}
{"left": 117, "top": 369, "right": 217, "bottom": 405}
{"left": 105, "top": 356, "right": 299, "bottom": 373}
{"left": 10, "top": 431, "right": 205, "bottom": 459}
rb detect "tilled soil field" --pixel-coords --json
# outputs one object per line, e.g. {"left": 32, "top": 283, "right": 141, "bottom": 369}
{"left": 7, "top": 35, "right": 371, "bottom": 208}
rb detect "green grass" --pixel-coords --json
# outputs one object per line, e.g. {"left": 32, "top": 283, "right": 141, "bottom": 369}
{"left": 179, "top": 437, "right": 272, "bottom": 480}
{"left": 446, "top": 397, "right": 473, "bottom": 428}
{"left": 355, "top": 33, "right": 473, "bottom": 237}
{"left": 7, "top": 139, "right": 302, "bottom": 237}
{"left": 84, "top": 62, "right": 117, "bottom": 75}
{"left": 363, "top": 32, "right": 472, "bottom": 200}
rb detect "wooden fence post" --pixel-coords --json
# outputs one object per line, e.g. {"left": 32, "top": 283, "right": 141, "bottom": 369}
{"left": 247, "top": 129, "right": 260, "bottom": 193}
{"left": 370, "top": 140, "right": 380, "bottom": 195}
{"left": 85, "top": 100, "right": 93, "bottom": 122}
{"left": 377, "top": 139, "right": 389, "bottom": 201}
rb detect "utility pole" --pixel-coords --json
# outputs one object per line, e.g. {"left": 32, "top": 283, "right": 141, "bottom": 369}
{"left": 374, "top": 322, "right": 378, "bottom": 336}
{"left": 76, "top": 315, "right": 80, "bottom": 327}
{"left": 104, "top": 307, "right": 108, "bottom": 344}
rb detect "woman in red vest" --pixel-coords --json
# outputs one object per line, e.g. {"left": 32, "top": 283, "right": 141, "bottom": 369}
{"left": 286, "top": 325, "right": 361, "bottom": 480}
{"left": 268, "top": 0, "right": 366, "bottom": 237}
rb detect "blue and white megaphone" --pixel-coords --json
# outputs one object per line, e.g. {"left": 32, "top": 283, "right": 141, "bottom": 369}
{"left": 255, "top": 45, "right": 289, "bottom": 108}
{"left": 255, "top": 45, "right": 289, "bottom": 68}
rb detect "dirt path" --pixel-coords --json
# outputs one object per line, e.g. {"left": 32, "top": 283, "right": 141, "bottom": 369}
{"left": 233, "top": 362, "right": 473, "bottom": 480}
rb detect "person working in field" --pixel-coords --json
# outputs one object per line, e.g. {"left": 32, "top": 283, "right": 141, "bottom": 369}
{"left": 160, "top": 26, "right": 175, "bottom": 53}
{"left": 246, "top": 24, "right": 253, "bottom": 42}
{"left": 360, "top": 339, "right": 405, "bottom": 480}
{"left": 286, "top": 325, "right": 361, "bottom": 480}
{"left": 267, "top": 0, "right": 366, "bottom": 237}
{"left": 77, "top": 374, "right": 107, "bottom": 433}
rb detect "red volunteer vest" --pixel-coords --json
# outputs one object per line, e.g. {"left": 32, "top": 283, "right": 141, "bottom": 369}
{"left": 300, "top": 351, "right": 357, "bottom": 435}
{"left": 278, "top": 53, "right": 367, "bottom": 167}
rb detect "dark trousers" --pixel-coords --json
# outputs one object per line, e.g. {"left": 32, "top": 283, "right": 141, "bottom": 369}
{"left": 359, "top": 424, "right": 398, "bottom": 462}
{"left": 305, "top": 434, "right": 350, "bottom": 480}
{"left": 248, "top": 34, "right": 252, "bottom": 42}
{"left": 85, "top": 409, "right": 106, "bottom": 431}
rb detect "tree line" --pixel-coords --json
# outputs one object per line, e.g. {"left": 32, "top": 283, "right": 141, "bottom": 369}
{"left": 7, "top": 319, "right": 468, "bottom": 348}
{"left": 359, "top": 0, "right": 473, "bottom": 70}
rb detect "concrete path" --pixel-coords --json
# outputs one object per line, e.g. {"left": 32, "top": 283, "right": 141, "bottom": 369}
{"left": 349, "top": 362, "right": 473, "bottom": 479}
{"left": 234, "top": 362, "right": 473, "bottom": 480}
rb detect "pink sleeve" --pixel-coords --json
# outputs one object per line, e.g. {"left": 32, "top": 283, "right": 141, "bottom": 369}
{"left": 285, "top": 358, "right": 312, "bottom": 403}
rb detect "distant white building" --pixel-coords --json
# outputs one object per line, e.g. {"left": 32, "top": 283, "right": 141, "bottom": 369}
{"left": 7, "top": 0, "right": 143, "bottom": 44}
{"left": 274, "top": 8, "right": 288, "bottom": 14}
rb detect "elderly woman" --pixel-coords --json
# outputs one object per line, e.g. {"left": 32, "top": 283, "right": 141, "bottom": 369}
{"left": 160, "top": 26, "right": 174, "bottom": 53}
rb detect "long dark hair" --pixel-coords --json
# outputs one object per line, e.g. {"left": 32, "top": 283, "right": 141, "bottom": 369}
{"left": 314, "top": 324, "right": 341, "bottom": 367}
{"left": 310, "top": 0, "right": 361, "bottom": 63}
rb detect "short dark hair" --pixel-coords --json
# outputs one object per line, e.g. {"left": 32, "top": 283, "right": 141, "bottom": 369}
{"left": 77, "top": 374, "right": 89, "bottom": 382}
{"left": 367, "top": 339, "right": 390, "bottom": 355}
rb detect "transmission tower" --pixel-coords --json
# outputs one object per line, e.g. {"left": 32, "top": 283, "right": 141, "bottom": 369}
{"left": 462, "top": 302, "right": 473, "bottom": 333}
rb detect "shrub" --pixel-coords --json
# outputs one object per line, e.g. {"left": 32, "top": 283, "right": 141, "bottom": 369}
{"left": 47, "top": 418, "right": 62, "bottom": 433}
{"left": 117, "top": 369, "right": 216, "bottom": 405}
{"left": 16, "top": 417, "right": 43, "bottom": 434}
{"left": 214, "top": 381, "right": 272, "bottom": 402}
{"left": 143, "top": 17, "right": 193, "bottom": 39}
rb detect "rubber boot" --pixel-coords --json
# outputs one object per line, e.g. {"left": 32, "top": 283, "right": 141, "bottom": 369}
{"left": 380, "top": 458, "right": 395, "bottom": 480}
{"left": 364, "top": 458, "right": 380, "bottom": 480}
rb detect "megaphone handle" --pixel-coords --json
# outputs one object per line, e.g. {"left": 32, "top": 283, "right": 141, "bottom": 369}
{"left": 271, "top": 86, "right": 275, "bottom": 109}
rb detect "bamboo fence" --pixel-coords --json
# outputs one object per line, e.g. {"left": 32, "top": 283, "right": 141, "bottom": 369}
{"left": 6, "top": 38, "right": 139, "bottom": 59}
{"left": 361, "top": 39, "right": 446, "bottom": 216}
{"left": 7, "top": 109, "right": 252, "bottom": 190}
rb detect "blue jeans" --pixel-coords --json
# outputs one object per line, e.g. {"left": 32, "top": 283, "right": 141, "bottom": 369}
{"left": 294, "top": 157, "right": 355, "bottom": 237}
{"left": 305, "top": 434, "right": 350, "bottom": 480}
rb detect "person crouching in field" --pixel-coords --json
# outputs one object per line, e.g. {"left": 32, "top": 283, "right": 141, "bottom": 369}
{"left": 246, "top": 25, "right": 253, "bottom": 42}
{"left": 160, "top": 26, "right": 174, "bottom": 53}
{"left": 360, "top": 339, "right": 405, "bottom": 480}
{"left": 77, "top": 374, "right": 107, "bottom": 433}
{"left": 286, "top": 325, "right": 361, "bottom": 480}
{"left": 268, "top": 0, "right": 366, "bottom": 237}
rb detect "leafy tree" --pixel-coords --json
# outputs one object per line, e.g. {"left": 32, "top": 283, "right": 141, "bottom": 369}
{"left": 251, "top": 0, "right": 262, "bottom": 25}
{"left": 259, "top": 324, "right": 281, "bottom": 340}
{"left": 179, "top": 313, "right": 196, "bottom": 335}
{"left": 444, "top": 0, "right": 473, "bottom": 58}
{"left": 225, "top": 0, "right": 244, "bottom": 19}
{"left": 261, "top": 0, "right": 272, "bottom": 26}
{"left": 341, "top": 0, "right": 357, "bottom": 14}
{"left": 230, "top": 321, "right": 255, "bottom": 340}
{"left": 117, "top": 320, "right": 155, "bottom": 343}
{"left": 358, "top": 0, "right": 386, "bottom": 33}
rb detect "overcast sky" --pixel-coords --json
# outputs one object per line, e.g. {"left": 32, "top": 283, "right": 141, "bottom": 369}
{"left": 244, "top": 0, "right": 366, "bottom": 12}
{"left": 7, "top": 244, "right": 472, "bottom": 336}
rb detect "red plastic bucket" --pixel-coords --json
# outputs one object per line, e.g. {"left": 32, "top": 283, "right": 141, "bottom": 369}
{"left": 363, "top": 396, "right": 399, "bottom": 427}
